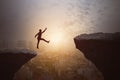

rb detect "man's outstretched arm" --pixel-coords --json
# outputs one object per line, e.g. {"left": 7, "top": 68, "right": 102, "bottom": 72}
{"left": 42, "top": 28, "right": 47, "bottom": 33}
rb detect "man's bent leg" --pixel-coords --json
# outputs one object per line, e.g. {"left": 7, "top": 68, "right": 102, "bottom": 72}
{"left": 41, "top": 38, "right": 50, "bottom": 43}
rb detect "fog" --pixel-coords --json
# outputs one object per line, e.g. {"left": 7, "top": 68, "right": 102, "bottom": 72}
{"left": 0, "top": 0, "right": 120, "bottom": 42}
{"left": 0, "top": 1, "right": 119, "bottom": 80}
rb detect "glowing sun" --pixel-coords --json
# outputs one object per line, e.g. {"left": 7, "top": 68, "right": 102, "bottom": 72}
{"left": 50, "top": 32, "right": 64, "bottom": 46}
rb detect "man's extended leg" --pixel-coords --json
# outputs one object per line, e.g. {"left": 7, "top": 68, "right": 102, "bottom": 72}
{"left": 37, "top": 39, "right": 40, "bottom": 49}
{"left": 41, "top": 38, "right": 50, "bottom": 43}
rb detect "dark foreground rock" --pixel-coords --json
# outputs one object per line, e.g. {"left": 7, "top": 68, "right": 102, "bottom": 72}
{"left": 0, "top": 49, "right": 37, "bottom": 80}
{"left": 74, "top": 32, "right": 120, "bottom": 80}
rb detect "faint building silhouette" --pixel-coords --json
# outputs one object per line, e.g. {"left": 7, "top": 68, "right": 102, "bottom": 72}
{"left": 0, "top": 40, "right": 34, "bottom": 49}
{"left": 0, "top": 40, "right": 16, "bottom": 49}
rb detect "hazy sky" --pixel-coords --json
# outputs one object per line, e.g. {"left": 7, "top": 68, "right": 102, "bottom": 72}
{"left": 0, "top": 0, "right": 120, "bottom": 43}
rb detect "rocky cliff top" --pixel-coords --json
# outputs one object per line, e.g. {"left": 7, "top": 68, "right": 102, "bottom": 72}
{"left": 0, "top": 49, "right": 37, "bottom": 80}
{"left": 74, "top": 32, "right": 120, "bottom": 80}
{"left": 76, "top": 32, "right": 120, "bottom": 40}
{"left": 0, "top": 49, "right": 37, "bottom": 55}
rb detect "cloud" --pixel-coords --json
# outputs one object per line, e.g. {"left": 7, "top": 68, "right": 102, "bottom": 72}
{"left": 64, "top": 0, "right": 120, "bottom": 33}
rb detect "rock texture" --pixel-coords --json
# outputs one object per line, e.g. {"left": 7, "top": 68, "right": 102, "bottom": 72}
{"left": 74, "top": 32, "right": 120, "bottom": 80}
{"left": 0, "top": 49, "right": 36, "bottom": 80}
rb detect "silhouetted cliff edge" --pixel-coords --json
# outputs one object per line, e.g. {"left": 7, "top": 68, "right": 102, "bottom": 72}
{"left": 74, "top": 32, "right": 120, "bottom": 80}
{"left": 0, "top": 49, "right": 37, "bottom": 80}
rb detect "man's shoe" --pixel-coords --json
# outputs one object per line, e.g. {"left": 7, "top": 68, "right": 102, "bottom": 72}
{"left": 48, "top": 40, "right": 50, "bottom": 43}
{"left": 37, "top": 46, "right": 39, "bottom": 49}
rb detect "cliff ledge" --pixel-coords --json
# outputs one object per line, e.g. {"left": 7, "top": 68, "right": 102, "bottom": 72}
{"left": 74, "top": 32, "right": 120, "bottom": 80}
{"left": 0, "top": 49, "right": 37, "bottom": 80}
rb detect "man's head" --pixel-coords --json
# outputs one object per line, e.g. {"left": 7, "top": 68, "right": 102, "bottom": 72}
{"left": 39, "top": 29, "right": 42, "bottom": 32}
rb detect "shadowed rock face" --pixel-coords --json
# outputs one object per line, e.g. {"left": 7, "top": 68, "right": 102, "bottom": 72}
{"left": 0, "top": 49, "right": 36, "bottom": 80}
{"left": 74, "top": 32, "right": 120, "bottom": 80}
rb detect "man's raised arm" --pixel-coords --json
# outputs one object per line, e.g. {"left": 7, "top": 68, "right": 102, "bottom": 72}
{"left": 42, "top": 28, "right": 47, "bottom": 33}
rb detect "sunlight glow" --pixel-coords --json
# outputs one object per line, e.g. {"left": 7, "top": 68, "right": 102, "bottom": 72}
{"left": 49, "top": 32, "right": 64, "bottom": 47}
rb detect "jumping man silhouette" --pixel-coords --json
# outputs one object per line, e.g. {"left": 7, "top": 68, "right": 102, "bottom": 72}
{"left": 35, "top": 28, "right": 50, "bottom": 49}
